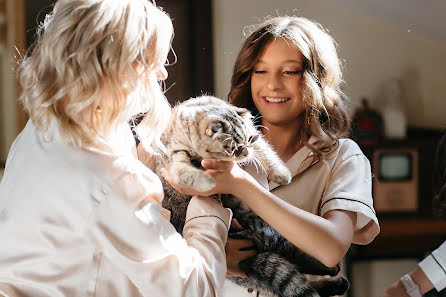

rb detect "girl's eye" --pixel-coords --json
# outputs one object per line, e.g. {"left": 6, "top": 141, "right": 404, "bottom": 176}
{"left": 284, "top": 70, "right": 304, "bottom": 75}
{"left": 253, "top": 70, "right": 266, "bottom": 74}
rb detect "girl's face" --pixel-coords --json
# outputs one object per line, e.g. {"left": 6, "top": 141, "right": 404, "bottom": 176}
{"left": 251, "top": 38, "right": 305, "bottom": 128}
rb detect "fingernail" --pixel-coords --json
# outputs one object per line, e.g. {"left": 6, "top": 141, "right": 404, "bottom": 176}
{"left": 201, "top": 159, "right": 210, "bottom": 167}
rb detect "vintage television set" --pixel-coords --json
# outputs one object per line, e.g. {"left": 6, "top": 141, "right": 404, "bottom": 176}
{"left": 372, "top": 148, "right": 419, "bottom": 212}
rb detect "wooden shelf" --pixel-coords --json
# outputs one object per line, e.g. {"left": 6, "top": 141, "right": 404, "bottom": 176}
{"left": 350, "top": 217, "right": 446, "bottom": 259}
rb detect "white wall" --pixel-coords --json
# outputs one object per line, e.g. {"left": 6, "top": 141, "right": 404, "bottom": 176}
{"left": 212, "top": 0, "right": 446, "bottom": 129}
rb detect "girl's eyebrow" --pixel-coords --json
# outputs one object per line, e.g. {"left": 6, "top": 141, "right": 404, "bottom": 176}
{"left": 256, "top": 59, "right": 303, "bottom": 65}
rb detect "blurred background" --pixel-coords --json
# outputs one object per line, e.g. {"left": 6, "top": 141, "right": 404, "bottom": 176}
{"left": 1, "top": 0, "right": 445, "bottom": 296}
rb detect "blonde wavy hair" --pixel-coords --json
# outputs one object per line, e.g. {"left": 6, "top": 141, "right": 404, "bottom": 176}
{"left": 17, "top": 0, "right": 172, "bottom": 152}
{"left": 229, "top": 16, "right": 350, "bottom": 157}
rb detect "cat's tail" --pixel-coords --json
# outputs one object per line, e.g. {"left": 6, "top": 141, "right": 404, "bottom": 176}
{"left": 234, "top": 252, "right": 320, "bottom": 297}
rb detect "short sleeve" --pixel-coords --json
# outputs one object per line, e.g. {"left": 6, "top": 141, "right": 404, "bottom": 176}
{"left": 419, "top": 240, "right": 446, "bottom": 292}
{"left": 320, "top": 151, "right": 379, "bottom": 245}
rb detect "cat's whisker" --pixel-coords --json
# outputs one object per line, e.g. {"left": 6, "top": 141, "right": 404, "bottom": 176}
{"left": 250, "top": 157, "right": 260, "bottom": 174}
{"left": 252, "top": 113, "right": 263, "bottom": 123}
{"left": 230, "top": 140, "right": 235, "bottom": 154}
{"left": 255, "top": 124, "right": 270, "bottom": 131}
{"left": 252, "top": 152, "right": 267, "bottom": 175}
{"left": 223, "top": 136, "right": 233, "bottom": 143}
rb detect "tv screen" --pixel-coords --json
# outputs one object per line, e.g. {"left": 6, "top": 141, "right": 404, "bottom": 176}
{"left": 379, "top": 154, "right": 412, "bottom": 181}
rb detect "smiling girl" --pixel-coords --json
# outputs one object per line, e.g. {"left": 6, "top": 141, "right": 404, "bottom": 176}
{"left": 163, "top": 16, "right": 380, "bottom": 297}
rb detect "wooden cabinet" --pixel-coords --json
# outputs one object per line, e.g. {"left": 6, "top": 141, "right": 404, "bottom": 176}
{"left": 346, "top": 128, "right": 446, "bottom": 296}
{"left": 0, "top": 0, "right": 26, "bottom": 163}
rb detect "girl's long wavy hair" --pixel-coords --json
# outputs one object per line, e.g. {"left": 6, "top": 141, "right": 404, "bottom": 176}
{"left": 229, "top": 16, "right": 350, "bottom": 157}
{"left": 433, "top": 132, "right": 446, "bottom": 219}
{"left": 17, "top": 0, "right": 172, "bottom": 153}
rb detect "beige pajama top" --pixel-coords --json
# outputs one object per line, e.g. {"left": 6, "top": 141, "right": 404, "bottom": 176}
{"left": 221, "top": 137, "right": 380, "bottom": 297}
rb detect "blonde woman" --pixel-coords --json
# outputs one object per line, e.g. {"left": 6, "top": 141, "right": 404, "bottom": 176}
{"left": 0, "top": 1, "right": 231, "bottom": 296}
{"left": 164, "top": 16, "right": 380, "bottom": 296}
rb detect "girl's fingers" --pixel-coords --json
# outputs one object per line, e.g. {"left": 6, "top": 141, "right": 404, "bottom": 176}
{"left": 227, "top": 238, "right": 255, "bottom": 250}
{"left": 230, "top": 218, "right": 244, "bottom": 231}
{"left": 201, "top": 159, "right": 233, "bottom": 172}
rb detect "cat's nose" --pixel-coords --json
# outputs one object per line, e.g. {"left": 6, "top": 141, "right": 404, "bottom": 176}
{"left": 234, "top": 145, "right": 245, "bottom": 157}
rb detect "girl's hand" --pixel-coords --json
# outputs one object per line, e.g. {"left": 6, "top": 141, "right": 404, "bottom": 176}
{"left": 160, "top": 159, "right": 251, "bottom": 197}
{"left": 226, "top": 218, "right": 256, "bottom": 278}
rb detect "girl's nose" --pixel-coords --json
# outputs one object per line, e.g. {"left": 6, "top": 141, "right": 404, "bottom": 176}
{"left": 266, "top": 73, "right": 281, "bottom": 90}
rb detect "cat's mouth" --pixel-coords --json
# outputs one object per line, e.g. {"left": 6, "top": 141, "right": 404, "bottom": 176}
{"left": 264, "top": 96, "right": 290, "bottom": 103}
{"left": 225, "top": 135, "right": 258, "bottom": 158}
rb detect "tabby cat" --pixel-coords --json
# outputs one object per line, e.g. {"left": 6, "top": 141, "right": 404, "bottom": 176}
{"left": 155, "top": 95, "right": 349, "bottom": 297}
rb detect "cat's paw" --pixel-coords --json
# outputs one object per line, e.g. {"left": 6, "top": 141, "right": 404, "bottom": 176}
{"left": 327, "top": 276, "right": 349, "bottom": 296}
{"left": 174, "top": 170, "right": 216, "bottom": 192}
{"left": 326, "top": 263, "right": 341, "bottom": 276}
{"left": 268, "top": 166, "right": 292, "bottom": 185}
{"left": 312, "top": 276, "right": 350, "bottom": 297}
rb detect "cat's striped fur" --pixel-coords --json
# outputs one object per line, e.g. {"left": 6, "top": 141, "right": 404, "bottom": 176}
{"left": 156, "top": 95, "right": 349, "bottom": 297}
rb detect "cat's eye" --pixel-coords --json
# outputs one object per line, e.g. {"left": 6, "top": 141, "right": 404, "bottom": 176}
{"left": 211, "top": 122, "right": 223, "bottom": 133}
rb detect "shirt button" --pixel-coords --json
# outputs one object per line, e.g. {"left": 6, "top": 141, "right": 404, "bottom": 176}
{"left": 247, "top": 288, "right": 254, "bottom": 293}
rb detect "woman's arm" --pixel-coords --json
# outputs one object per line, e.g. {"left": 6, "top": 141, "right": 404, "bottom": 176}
{"left": 381, "top": 266, "right": 434, "bottom": 297}
{"left": 162, "top": 159, "right": 356, "bottom": 267}
{"left": 382, "top": 240, "right": 446, "bottom": 296}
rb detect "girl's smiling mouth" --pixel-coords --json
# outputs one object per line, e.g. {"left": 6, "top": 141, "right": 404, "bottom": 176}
{"left": 264, "top": 96, "right": 291, "bottom": 103}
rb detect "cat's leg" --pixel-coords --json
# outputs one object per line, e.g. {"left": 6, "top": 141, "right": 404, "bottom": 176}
{"left": 169, "top": 151, "right": 216, "bottom": 191}
{"left": 234, "top": 252, "right": 320, "bottom": 297}
{"left": 251, "top": 137, "right": 292, "bottom": 185}
{"left": 160, "top": 180, "right": 192, "bottom": 234}
{"left": 309, "top": 276, "right": 350, "bottom": 297}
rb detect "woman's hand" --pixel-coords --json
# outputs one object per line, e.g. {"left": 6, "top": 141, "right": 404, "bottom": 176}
{"left": 380, "top": 267, "right": 433, "bottom": 297}
{"left": 380, "top": 280, "right": 410, "bottom": 297}
{"left": 160, "top": 159, "right": 252, "bottom": 197}
{"left": 226, "top": 218, "right": 256, "bottom": 277}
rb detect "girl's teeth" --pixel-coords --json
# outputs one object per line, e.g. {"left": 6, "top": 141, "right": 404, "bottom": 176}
{"left": 265, "top": 97, "right": 289, "bottom": 103}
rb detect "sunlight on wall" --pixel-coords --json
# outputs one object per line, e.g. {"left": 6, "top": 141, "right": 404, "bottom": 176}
{"left": 212, "top": 0, "right": 446, "bottom": 129}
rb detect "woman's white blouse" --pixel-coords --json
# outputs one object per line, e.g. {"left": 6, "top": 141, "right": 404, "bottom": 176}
{"left": 419, "top": 240, "right": 446, "bottom": 292}
{"left": 0, "top": 120, "right": 231, "bottom": 297}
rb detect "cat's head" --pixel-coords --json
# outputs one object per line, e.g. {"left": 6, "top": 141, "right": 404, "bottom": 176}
{"left": 177, "top": 96, "right": 260, "bottom": 162}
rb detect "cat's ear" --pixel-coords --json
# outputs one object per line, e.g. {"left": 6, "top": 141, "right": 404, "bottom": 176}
{"left": 234, "top": 107, "right": 251, "bottom": 118}
{"left": 206, "top": 121, "right": 223, "bottom": 136}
